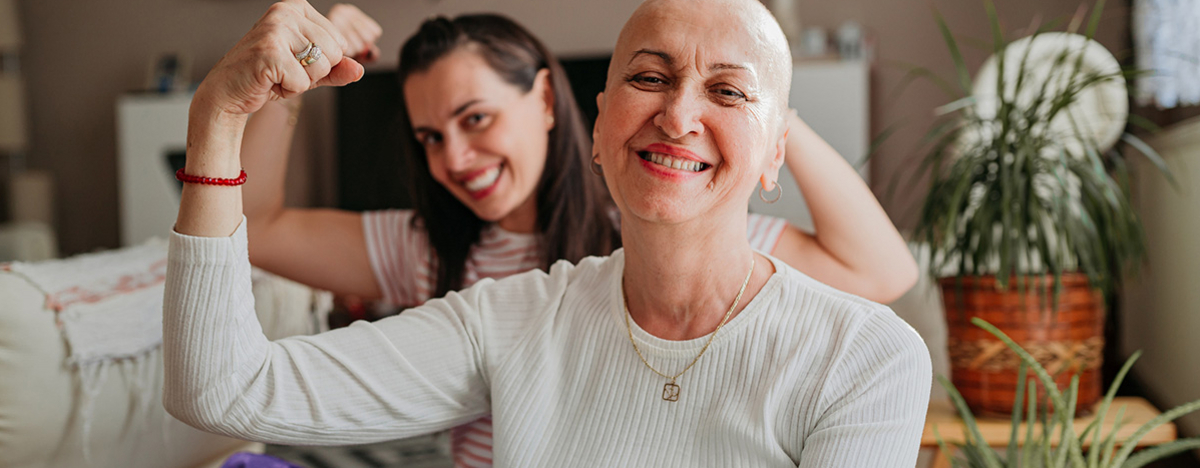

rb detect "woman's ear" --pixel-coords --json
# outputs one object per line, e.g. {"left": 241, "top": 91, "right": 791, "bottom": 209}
{"left": 535, "top": 69, "right": 555, "bottom": 129}
{"left": 761, "top": 120, "right": 788, "bottom": 190}
{"left": 592, "top": 92, "right": 606, "bottom": 156}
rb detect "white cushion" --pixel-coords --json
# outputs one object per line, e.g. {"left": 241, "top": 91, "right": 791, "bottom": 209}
{"left": 0, "top": 265, "right": 325, "bottom": 468}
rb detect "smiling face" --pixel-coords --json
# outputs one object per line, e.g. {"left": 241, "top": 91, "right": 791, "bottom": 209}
{"left": 404, "top": 48, "right": 554, "bottom": 228}
{"left": 594, "top": 0, "right": 791, "bottom": 226}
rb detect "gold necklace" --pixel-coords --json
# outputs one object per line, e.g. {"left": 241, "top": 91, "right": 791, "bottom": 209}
{"left": 623, "top": 257, "right": 756, "bottom": 402}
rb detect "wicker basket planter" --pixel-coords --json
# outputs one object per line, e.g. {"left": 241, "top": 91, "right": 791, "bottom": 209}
{"left": 941, "top": 274, "right": 1105, "bottom": 417}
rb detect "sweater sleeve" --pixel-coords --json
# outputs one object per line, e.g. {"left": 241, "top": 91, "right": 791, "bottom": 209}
{"left": 162, "top": 218, "right": 494, "bottom": 445}
{"left": 797, "top": 308, "right": 932, "bottom": 468}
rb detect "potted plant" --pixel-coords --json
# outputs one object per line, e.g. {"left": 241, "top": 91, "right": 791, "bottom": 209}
{"left": 908, "top": 0, "right": 1172, "bottom": 416}
{"left": 935, "top": 318, "right": 1200, "bottom": 467}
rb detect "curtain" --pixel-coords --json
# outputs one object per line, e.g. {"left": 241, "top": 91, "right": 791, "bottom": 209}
{"left": 1135, "top": 0, "right": 1200, "bottom": 108}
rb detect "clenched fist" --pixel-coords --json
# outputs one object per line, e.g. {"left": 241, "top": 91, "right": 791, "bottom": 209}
{"left": 328, "top": 3, "right": 383, "bottom": 64}
{"left": 193, "top": 0, "right": 365, "bottom": 119}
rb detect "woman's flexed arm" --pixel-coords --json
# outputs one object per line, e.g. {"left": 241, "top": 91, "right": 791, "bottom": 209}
{"left": 237, "top": 4, "right": 385, "bottom": 298}
{"left": 175, "top": 0, "right": 361, "bottom": 239}
{"left": 241, "top": 4, "right": 380, "bottom": 229}
{"left": 770, "top": 112, "right": 918, "bottom": 304}
{"left": 166, "top": 3, "right": 495, "bottom": 440}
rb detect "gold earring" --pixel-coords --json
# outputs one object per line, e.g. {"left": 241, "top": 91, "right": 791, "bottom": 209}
{"left": 758, "top": 183, "right": 782, "bottom": 204}
{"left": 547, "top": 114, "right": 556, "bottom": 128}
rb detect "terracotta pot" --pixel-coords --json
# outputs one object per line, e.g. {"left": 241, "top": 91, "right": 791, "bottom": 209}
{"left": 941, "top": 274, "right": 1105, "bottom": 417}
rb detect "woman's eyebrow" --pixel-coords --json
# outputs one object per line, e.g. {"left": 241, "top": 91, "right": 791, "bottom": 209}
{"left": 630, "top": 48, "right": 750, "bottom": 73}
{"left": 630, "top": 49, "right": 672, "bottom": 65}
{"left": 710, "top": 63, "right": 749, "bottom": 72}
{"left": 451, "top": 99, "right": 483, "bottom": 117}
{"left": 411, "top": 99, "right": 484, "bottom": 134}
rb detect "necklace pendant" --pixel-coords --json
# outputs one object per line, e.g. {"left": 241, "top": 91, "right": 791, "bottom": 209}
{"left": 662, "top": 382, "right": 680, "bottom": 402}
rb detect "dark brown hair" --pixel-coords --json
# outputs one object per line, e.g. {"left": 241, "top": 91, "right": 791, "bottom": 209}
{"left": 396, "top": 13, "right": 620, "bottom": 298}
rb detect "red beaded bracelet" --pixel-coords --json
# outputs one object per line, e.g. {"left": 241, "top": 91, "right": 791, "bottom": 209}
{"left": 175, "top": 168, "right": 248, "bottom": 186}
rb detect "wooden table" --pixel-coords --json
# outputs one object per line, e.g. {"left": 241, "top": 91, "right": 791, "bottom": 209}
{"left": 923, "top": 397, "right": 1177, "bottom": 468}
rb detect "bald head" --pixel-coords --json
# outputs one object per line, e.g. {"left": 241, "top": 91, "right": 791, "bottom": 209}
{"left": 612, "top": 0, "right": 793, "bottom": 118}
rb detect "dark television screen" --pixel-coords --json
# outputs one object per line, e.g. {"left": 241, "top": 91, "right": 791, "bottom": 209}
{"left": 335, "top": 55, "right": 611, "bottom": 212}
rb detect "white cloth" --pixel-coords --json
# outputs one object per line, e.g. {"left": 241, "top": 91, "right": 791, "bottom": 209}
{"left": 3, "top": 239, "right": 169, "bottom": 459}
{"left": 6, "top": 239, "right": 169, "bottom": 365}
{"left": 0, "top": 238, "right": 321, "bottom": 467}
{"left": 163, "top": 220, "right": 932, "bottom": 467}
{"left": 1135, "top": 0, "right": 1200, "bottom": 108}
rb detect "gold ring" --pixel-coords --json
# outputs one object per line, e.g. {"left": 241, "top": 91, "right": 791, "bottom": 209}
{"left": 296, "top": 42, "right": 322, "bottom": 66}
{"left": 296, "top": 42, "right": 315, "bottom": 60}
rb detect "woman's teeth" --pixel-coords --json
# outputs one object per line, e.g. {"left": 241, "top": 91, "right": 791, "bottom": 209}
{"left": 640, "top": 152, "right": 707, "bottom": 172}
{"left": 464, "top": 166, "right": 501, "bottom": 192}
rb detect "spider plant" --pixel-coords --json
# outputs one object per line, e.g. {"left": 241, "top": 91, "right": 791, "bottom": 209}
{"left": 935, "top": 317, "right": 1200, "bottom": 468}
{"left": 907, "top": 0, "right": 1173, "bottom": 301}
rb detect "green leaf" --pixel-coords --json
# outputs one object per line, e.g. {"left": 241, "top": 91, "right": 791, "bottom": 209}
{"left": 1099, "top": 405, "right": 1127, "bottom": 468}
{"left": 1084, "top": 0, "right": 1106, "bottom": 41}
{"left": 1125, "top": 113, "right": 1162, "bottom": 133}
{"left": 883, "top": 60, "right": 963, "bottom": 101}
{"left": 1056, "top": 375, "right": 1087, "bottom": 467}
{"left": 1121, "top": 133, "right": 1180, "bottom": 190}
{"left": 1121, "top": 437, "right": 1200, "bottom": 468}
{"left": 865, "top": 120, "right": 906, "bottom": 167}
{"left": 1011, "top": 23, "right": 1045, "bottom": 108}
{"left": 935, "top": 96, "right": 979, "bottom": 116}
{"left": 932, "top": 425, "right": 960, "bottom": 467}
{"left": 938, "top": 375, "right": 1005, "bottom": 468}
{"left": 932, "top": 4, "right": 974, "bottom": 94}
{"left": 1023, "top": 379, "right": 1039, "bottom": 468}
{"left": 1066, "top": 3, "right": 1087, "bottom": 34}
{"left": 984, "top": 0, "right": 1007, "bottom": 136}
{"left": 1007, "top": 362, "right": 1029, "bottom": 462}
{"left": 1088, "top": 351, "right": 1142, "bottom": 468}
{"left": 1110, "top": 399, "right": 1200, "bottom": 467}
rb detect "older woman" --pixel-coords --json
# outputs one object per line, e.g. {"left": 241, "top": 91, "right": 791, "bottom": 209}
{"left": 164, "top": 0, "right": 932, "bottom": 465}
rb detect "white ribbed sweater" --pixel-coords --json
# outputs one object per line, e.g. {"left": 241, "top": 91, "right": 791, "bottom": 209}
{"left": 163, "top": 221, "right": 932, "bottom": 467}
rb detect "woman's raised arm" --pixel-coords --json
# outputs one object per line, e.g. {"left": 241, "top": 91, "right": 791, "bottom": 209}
{"left": 770, "top": 112, "right": 918, "bottom": 303}
{"left": 238, "top": 4, "right": 385, "bottom": 299}
{"left": 166, "top": 0, "right": 494, "bottom": 443}
{"left": 175, "top": 0, "right": 361, "bottom": 239}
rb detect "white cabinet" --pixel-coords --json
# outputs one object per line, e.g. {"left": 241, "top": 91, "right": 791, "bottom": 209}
{"left": 116, "top": 92, "right": 192, "bottom": 246}
{"left": 748, "top": 60, "right": 870, "bottom": 232}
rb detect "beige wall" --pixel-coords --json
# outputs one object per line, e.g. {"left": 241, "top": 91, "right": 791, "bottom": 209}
{"left": 17, "top": 0, "right": 1127, "bottom": 254}
{"left": 1123, "top": 118, "right": 1200, "bottom": 452}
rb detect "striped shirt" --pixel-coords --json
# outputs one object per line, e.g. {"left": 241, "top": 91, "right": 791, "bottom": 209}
{"left": 362, "top": 210, "right": 789, "bottom": 467}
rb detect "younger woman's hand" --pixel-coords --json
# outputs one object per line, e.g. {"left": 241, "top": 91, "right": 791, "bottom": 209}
{"left": 328, "top": 4, "right": 383, "bottom": 64}
{"left": 194, "top": 0, "right": 364, "bottom": 119}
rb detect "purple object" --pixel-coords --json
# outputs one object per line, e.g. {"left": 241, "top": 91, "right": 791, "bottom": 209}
{"left": 220, "top": 452, "right": 305, "bottom": 468}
